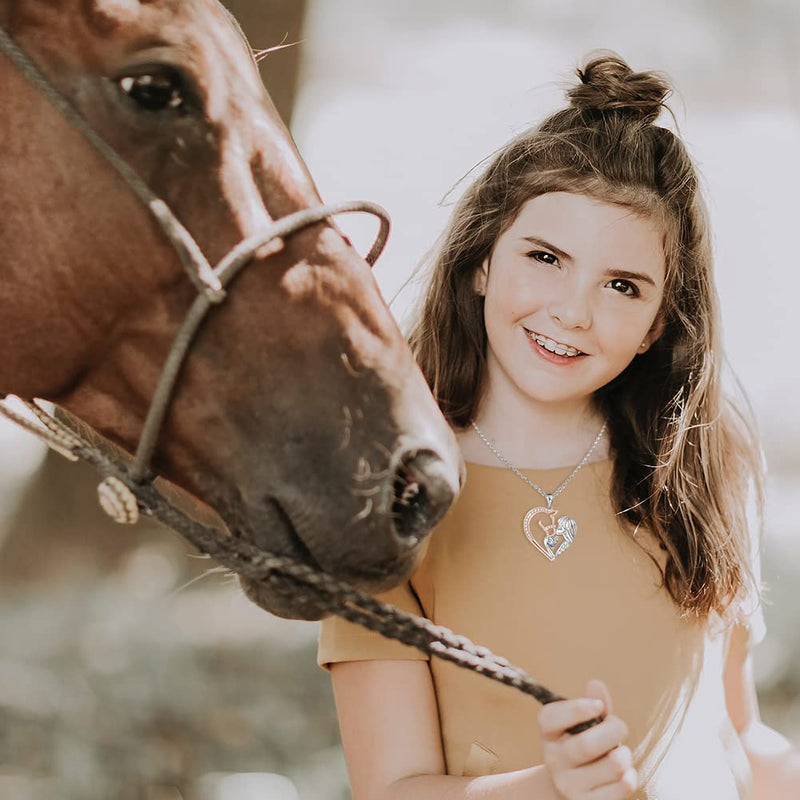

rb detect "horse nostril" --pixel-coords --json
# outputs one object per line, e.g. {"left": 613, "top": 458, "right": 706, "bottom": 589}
{"left": 392, "top": 467, "right": 426, "bottom": 546}
{"left": 390, "top": 450, "right": 455, "bottom": 547}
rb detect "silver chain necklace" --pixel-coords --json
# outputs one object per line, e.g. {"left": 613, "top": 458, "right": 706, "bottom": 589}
{"left": 471, "top": 420, "right": 607, "bottom": 562}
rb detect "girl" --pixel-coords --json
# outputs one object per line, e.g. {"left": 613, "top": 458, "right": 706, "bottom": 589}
{"left": 317, "top": 54, "right": 799, "bottom": 799}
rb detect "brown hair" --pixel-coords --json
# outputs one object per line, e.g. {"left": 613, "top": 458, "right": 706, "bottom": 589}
{"left": 408, "top": 53, "right": 763, "bottom": 620}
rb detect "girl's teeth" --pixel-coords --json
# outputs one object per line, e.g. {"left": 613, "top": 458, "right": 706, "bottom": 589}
{"left": 528, "top": 330, "right": 580, "bottom": 357}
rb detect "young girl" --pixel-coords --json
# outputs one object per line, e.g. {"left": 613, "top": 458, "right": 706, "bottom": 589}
{"left": 317, "top": 54, "right": 799, "bottom": 799}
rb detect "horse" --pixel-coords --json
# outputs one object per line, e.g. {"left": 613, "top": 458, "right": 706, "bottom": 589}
{"left": 0, "top": 0, "right": 463, "bottom": 620}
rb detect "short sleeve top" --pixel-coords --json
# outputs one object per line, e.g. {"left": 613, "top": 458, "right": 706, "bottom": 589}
{"left": 318, "top": 460, "right": 765, "bottom": 799}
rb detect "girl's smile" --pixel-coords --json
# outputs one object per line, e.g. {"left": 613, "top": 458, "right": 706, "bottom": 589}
{"left": 326, "top": 54, "right": 779, "bottom": 800}
{"left": 476, "top": 192, "right": 666, "bottom": 408}
{"left": 523, "top": 327, "right": 586, "bottom": 360}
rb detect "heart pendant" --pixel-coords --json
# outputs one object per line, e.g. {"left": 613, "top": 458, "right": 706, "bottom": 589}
{"left": 523, "top": 507, "right": 577, "bottom": 561}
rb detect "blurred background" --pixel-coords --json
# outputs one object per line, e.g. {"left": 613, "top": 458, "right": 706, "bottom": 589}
{"left": 1, "top": 1, "right": 798, "bottom": 798}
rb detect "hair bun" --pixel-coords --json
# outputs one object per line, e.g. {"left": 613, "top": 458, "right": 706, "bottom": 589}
{"left": 568, "top": 53, "right": 671, "bottom": 124}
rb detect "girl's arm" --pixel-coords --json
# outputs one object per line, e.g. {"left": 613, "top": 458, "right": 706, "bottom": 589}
{"left": 725, "top": 624, "right": 800, "bottom": 799}
{"left": 330, "top": 660, "right": 635, "bottom": 799}
{"left": 331, "top": 659, "right": 557, "bottom": 799}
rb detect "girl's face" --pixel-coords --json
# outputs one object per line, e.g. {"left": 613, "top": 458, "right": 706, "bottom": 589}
{"left": 476, "top": 192, "right": 666, "bottom": 409}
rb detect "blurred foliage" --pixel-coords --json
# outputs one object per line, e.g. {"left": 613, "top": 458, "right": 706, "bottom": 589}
{"left": 0, "top": 568, "right": 348, "bottom": 800}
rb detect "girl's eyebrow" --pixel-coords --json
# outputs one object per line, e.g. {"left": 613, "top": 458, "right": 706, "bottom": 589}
{"left": 521, "top": 235, "right": 572, "bottom": 261}
{"left": 606, "top": 268, "right": 657, "bottom": 288}
{"left": 522, "top": 236, "right": 658, "bottom": 288}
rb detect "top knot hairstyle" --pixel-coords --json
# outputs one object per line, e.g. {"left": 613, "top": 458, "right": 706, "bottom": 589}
{"left": 569, "top": 55, "right": 670, "bottom": 123}
{"left": 409, "top": 52, "right": 763, "bottom": 621}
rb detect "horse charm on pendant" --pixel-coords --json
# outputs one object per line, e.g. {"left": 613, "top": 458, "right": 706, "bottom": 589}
{"left": 523, "top": 496, "right": 577, "bottom": 562}
{"left": 470, "top": 420, "right": 605, "bottom": 563}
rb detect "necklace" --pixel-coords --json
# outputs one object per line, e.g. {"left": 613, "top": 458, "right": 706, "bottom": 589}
{"left": 471, "top": 420, "right": 607, "bottom": 562}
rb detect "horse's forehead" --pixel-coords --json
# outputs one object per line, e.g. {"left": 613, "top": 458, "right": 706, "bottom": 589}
{"left": 84, "top": 0, "right": 243, "bottom": 51}
{"left": 84, "top": 0, "right": 155, "bottom": 29}
{"left": 88, "top": 0, "right": 260, "bottom": 91}
{"left": 11, "top": 0, "right": 193, "bottom": 27}
{"left": 13, "top": 0, "right": 246, "bottom": 48}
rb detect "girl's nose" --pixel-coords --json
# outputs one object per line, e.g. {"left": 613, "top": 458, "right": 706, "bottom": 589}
{"left": 548, "top": 284, "right": 593, "bottom": 330}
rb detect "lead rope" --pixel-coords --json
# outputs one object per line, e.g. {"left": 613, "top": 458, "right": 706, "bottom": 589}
{"left": 0, "top": 26, "right": 223, "bottom": 299}
{"left": 0, "top": 23, "right": 389, "bottom": 521}
{"left": 0, "top": 25, "right": 601, "bottom": 733}
{"left": 125, "top": 199, "right": 390, "bottom": 491}
{"left": 0, "top": 400, "right": 601, "bottom": 735}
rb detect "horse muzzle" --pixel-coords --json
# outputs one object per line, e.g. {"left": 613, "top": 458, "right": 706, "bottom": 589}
{"left": 234, "top": 442, "right": 460, "bottom": 620}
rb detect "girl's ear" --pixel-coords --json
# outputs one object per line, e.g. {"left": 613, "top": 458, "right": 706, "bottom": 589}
{"left": 474, "top": 257, "right": 489, "bottom": 296}
{"left": 638, "top": 315, "right": 665, "bottom": 353}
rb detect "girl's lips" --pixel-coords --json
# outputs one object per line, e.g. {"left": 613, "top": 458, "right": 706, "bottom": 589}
{"left": 524, "top": 328, "right": 588, "bottom": 365}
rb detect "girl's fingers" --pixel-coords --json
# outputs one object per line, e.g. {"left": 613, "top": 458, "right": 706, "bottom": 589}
{"left": 583, "top": 767, "right": 639, "bottom": 799}
{"left": 539, "top": 698, "right": 606, "bottom": 740}
{"left": 540, "top": 683, "right": 635, "bottom": 798}
{"left": 550, "top": 748, "right": 638, "bottom": 799}
{"left": 560, "top": 715, "right": 629, "bottom": 767}
{"left": 566, "top": 745, "right": 634, "bottom": 789}
{"left": 584, "top": 679, "right": 612, "bottom": 716}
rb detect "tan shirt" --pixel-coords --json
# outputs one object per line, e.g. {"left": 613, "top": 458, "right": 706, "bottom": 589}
{"left": 318, "top": 460, "right": 765, "bottom": 799}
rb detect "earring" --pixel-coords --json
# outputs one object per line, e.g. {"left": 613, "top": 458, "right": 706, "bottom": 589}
{"left": 639, "top": 341, "right": 647, "bottom": 350}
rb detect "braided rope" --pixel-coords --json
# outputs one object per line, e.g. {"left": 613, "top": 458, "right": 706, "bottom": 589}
{"left": 0, "top": 401, "right": 81, "bottom": 461}
{"left": 0, "top": 22, "right": 601, "bottom": 738}
{"left": 1, "top": 23, "right": 390, "bottom": 490}
{"left": 129, "top": 201, "right": 389, "bottom": 484}
{"left": 0, "top": 399, "right": 602, "bottom": 734}
{"left": 0, "top": 406, "right": 599, "bottom": 735}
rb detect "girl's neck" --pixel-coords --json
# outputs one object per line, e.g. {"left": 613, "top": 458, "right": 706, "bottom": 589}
{"left": 459, "top": 385, "right": 609, "bottom": 471}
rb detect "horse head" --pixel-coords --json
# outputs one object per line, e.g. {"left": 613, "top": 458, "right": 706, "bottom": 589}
{"left": 0, "top": 0, "right": 464, "bottom": 618}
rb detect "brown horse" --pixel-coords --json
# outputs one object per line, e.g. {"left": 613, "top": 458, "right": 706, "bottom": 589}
{"left": 0, "top": 0, "right": 463, "bottom": 619}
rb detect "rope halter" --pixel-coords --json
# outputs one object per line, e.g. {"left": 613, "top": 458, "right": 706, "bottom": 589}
{"left": 0, "top": 25, "right": 390, "bottom": 523}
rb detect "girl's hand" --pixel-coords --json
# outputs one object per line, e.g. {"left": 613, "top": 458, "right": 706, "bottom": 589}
{"left": 539, "top": 679, "right": 638, "bottom": 799}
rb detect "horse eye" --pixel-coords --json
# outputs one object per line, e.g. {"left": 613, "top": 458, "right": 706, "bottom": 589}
{"left": 117, "top": 69, "right": 185, "bottom": 112}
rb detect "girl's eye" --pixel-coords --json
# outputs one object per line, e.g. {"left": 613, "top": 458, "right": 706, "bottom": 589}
{"left": 608, "top": 278, "right": 640, "bottom": 297}
{"left": 527, "top": 250, "right": 559, "bottom": 266}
